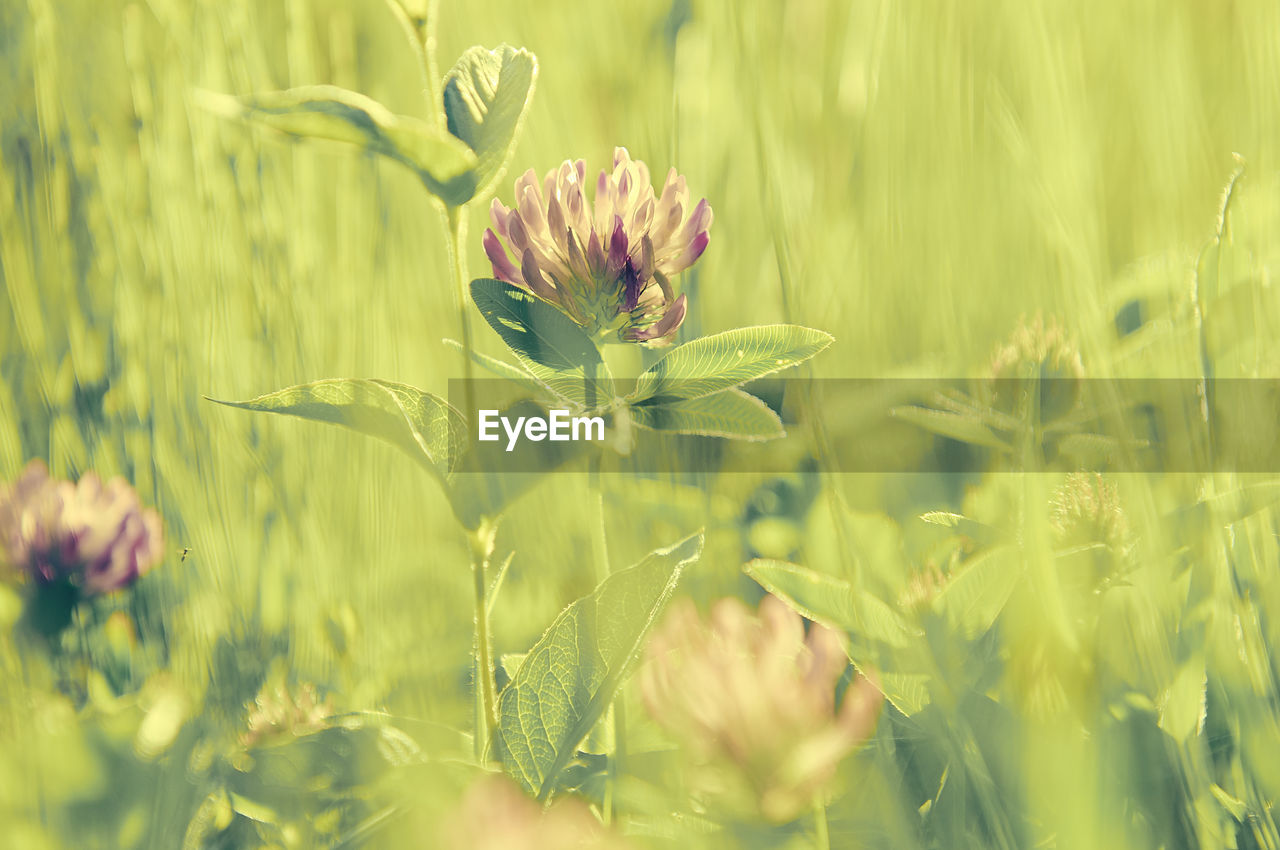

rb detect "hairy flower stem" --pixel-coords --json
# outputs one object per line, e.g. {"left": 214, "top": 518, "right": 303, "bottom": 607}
{"left": 469, "top": 523, "right": 498, "bottom": 760}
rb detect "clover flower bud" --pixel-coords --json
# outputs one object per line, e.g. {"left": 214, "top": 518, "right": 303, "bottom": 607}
{"left": 1051, "top": 472, "right": 1129, "bottom": 552}
{"left": 640, "top": 595, "right": 883, "bottom": 822}
{"left": 0, "top": 460, "right": 163, "bottom": 595}
{"left": 1050, "top": 472, "right": 1132, "bottom": 600}
{"left": 484, "top": 147, "right": 711, "bottom": 345}
{"left": 988, "top": 315, "right": 1085, "bottom": 423}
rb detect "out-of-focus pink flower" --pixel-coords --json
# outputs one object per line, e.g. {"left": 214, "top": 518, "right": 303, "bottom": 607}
{"left": 441, "top": 775, "right": 632, "bottom": 850}
{"left": 484, "top": 147, "right": 712, "bottom": 345}
{"left": 0, "top": 460, "right": 163, "bottom": 595}
{"left": 241, "top": 680, "right": 335, "bottom": 748}
{"left": 640, "top": 595, "right": 883, "bottom": 822}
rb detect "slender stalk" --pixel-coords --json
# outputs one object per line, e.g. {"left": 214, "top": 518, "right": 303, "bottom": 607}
{"left": 587, "top": 362, "right": 625, "bottom": 824}
{"left": 420, "top": 0, "right": 444, "bottom": 129}
{"left": 446, "top": 206, "right": 479, "bottom": 419}
{"left": 589, "top": 458, "right": 610, "bottom": 575}
{"left": 590, "top": 458, "right": 623, "bottom": 824}
{"left": 813, "top": 795, "right": 831, "bottom": 850}
{"left": 444, "top": 205, "right": 493, "bottom": 760}
{"left": 382, "top": 0, "right": 445, "bottom": 133}
{"left": 399, "top": 0, "right": 495, "bottom": 766}
{"left": 469, "top": 524, "right": 498, "bottom": 760}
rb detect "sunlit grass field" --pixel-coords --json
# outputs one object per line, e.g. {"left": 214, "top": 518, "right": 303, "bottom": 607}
{"left": 5, "top": 0, "right": 1280, "bottom": 847}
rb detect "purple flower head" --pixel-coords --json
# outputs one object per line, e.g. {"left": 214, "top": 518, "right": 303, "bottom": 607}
{"left": 0, "top": 460, "right": 164, "bottom": 595}
{"left": 484, "top": 147, "right": 712, "bottom": 345}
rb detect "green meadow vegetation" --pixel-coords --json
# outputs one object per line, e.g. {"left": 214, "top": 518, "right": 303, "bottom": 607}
{"left": 4, "top": 0, "right": 1280, "bottom": 847}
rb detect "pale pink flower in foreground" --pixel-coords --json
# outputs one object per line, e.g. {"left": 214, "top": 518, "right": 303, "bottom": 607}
{"left": 640, "top": 595, "right": 883, "bottom": 822}
{"left": 484, "top": 147, "right": 712, "bottom": 345}
{"left": 441, "top": 775, "right": 632, "bottom": 850}
{"left": 0, "top": 460, "right": 163, "bottom": 595}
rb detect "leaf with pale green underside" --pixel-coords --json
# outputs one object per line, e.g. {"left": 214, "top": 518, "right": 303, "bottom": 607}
{"left": 470, "top": 278, "right": 613, "bottom": 409}
{"left": 444, "top": 46, "right": 538, "bottom": 199}
{"left": 890, "top": 405, "right": 1011, "bottom": 451}
{"left": 207, "top": 379, "right": 462, "bottom": 485}
{"left": 630, "top": 388, "right": 783, "bottom": 440}
{"left": 932, "top": 545, "right": 1022, "bottom": 637}
{"left": 199, "top": 85, "right": 478, "bottom": 206}
{"left": 629, "top": 325, "right": 833, "bottom": 403}
{"left": 496, "top": 532, "right": 703, "bottom": 798}
{"left": 745, "top": 559, "right": 918, "bottom": 648}
{"left": 745, "top": 559, "right": 928, "bottom": 715}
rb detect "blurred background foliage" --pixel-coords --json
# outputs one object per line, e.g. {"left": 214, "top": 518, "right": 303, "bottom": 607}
{"left": 4, "top": 0, "right": 1280, "bottom": 847}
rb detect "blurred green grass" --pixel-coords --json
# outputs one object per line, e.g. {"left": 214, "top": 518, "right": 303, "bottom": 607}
{"left": 4, "top": 0, "right": 1280, "bottom": 847}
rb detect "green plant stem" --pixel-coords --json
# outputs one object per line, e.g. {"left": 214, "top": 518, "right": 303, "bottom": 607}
{"left": 421, "top": 0, "right": 444, "bottom": 129}
{"left": 445, "top": 202, "right": 490, "bottom": 760}
{"left": 395, "top": 0, "right": 493, "bottom": 763}
{"left": 813, "top": 795, "right": 831, "bottom": 850}
{"left": 469, "top": 524, "right": 498, "bottom": 760}
{"left": 588, "top": 382, "right": 625, "bottom": 824}
{"left": 446, "top": 206, "right": 479, "bottom": 418}
{"left": 590, "top": 459, "right": 623, "bottom": 823}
